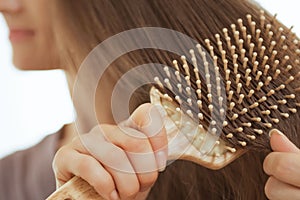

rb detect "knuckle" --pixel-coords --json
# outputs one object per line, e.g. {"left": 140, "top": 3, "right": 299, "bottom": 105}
{"left": 264, "top": 153, "right": 292, "bottom": 178}
{"left": 71, "top": 136, "right": 81, "bottom": 146}
{"left": 76, "top": 157, "right": 94, "bottom": 173}
{"left": 53, "top": 146, "right": 69, "bottom": 166}
{"left": 99, "top": 124, "right": 116, "bottom": 138}
{"left": 273, "top": 157, "right": 291, "bottom": 177}
{"left": 129, "top": 140, "right": 149, "bottom": 153}
{"left": 56, "top": 145, "right": 69, "bottom": 157}
{"left": 135, "top": 103, "right": 152, "bottom": 116}
{"left": 90, "top": 124, "right": 101, "bottom": 132}
{"left": 92, "top": 174, "right": 114, "bottom": 195}
{"left": 151, "top": 133, "right": 168, "bottom": 150}
{"left": 70, "top": 136, "right": 87, "bottom": 151}
{"left": 119, "top": 182, "right": 140, "bottom": 198}
{"left": 139, "top": 172, "right": 158, "bottom": 189}
{"left": 121, "top": 134, "right": 150, "bottom": 153}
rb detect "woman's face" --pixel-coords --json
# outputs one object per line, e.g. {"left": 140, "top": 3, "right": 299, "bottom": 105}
{"left": 0, "top": 0, "right": 61, "bottom": 70}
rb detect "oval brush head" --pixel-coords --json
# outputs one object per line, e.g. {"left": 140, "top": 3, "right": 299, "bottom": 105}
{"left": 151, "top": 10, "right": 300, "bottom": 169}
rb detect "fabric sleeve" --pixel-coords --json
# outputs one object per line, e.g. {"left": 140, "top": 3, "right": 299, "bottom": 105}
{"left": 0, "top": 130, "right": 61, "bottom": 200}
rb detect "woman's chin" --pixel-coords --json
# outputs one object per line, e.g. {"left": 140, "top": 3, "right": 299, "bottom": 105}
{"left": 12, "top": 53, "right": 59, "bottom": 70}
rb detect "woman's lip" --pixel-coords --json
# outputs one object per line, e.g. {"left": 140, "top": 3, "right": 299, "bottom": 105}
{"left": 9, "top": 29, "right": 35, "bottom": 42}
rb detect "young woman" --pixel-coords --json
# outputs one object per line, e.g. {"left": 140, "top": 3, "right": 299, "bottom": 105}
{"left": 51, "top": 0, "right": 300, "bottom": 200}
{"left": 0, "top": 1, "right": 165, "bottom": 200}
{"left": 0, "top": 0, "right": 75, "bottom": 199}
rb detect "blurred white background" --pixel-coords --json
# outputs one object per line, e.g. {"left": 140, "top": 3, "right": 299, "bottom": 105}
{"left": 1, "top": 0, "right": 300, "bottom": 158}
{"left": 0, "top": 17, "right": 75, "bottom": 158}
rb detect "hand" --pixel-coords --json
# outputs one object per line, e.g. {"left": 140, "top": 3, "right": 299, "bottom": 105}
{"left": 263, "top": 129, "right": 300, "bottom": 200}
{"left": 52, "top": 103, "right": 168, "bottom": 200}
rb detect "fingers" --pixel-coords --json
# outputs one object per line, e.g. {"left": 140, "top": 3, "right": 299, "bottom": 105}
{"left": 265, "top": 176, "right": 300, "bottom": 200}
{"left": 55, "top": 135, "right": 146, "bottom": 199}
{"left": 53, "top": 103, "right": 167, "bottom": 199}
{"left": 264, "top": 129, "right": 300, "bottom": 199}
{"left": 125, "top": 103, "right": 168, "bottom": 171}
{"left": 269, "top": 129, "right": 300, "bottom": 153}
{"left": 78, "top": 131, "right": 144, "bottom": 199}
{"left": 263, "top": 152, "right": 300, "bottom": 188}
{"left": 53, "top": 145, "right": 118, "bottom": 200}
{"left": 85, "top": 125, "right": 159, "bottom": 195}
{"left": 99, "top": 125, "right": 157, "bottom": 172}
{"left": 110, "top": 133, "right": 158, "bottom": 192}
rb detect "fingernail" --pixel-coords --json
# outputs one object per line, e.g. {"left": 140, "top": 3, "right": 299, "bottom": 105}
{"left": 269, "top": 129, "right": 284, "bottom": 138}
{"left": 155, "top": 150, "right": 167, "bottom": 172}
{"left": 110, "top": 190, "right": 120, "bottom": 200}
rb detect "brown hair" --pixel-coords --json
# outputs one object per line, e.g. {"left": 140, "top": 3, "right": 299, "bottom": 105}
{"left": 53, "top": 0, "right": 300, "bottom": 199}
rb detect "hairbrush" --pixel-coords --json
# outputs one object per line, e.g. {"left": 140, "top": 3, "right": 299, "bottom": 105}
{"left": 151, "top": 10, "right": 300, "bottom": 169}
{"left": 47, "top": 10, "right": 299, "bottom": 200}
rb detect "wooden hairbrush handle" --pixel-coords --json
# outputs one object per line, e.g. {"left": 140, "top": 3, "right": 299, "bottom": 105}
{"left": 46, "top": 176, "right": 103, "bottom": 200}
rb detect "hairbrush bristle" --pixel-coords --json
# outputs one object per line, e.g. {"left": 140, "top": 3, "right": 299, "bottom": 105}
{"left": 153, "top": 10, "right": 300, "bottom": 154}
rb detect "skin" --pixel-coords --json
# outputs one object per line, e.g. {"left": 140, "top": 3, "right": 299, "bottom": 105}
{"left": 0, "top": 0, "right": 60, "bottom": 70}
{"left": 1, "top": 1, "right": 299, "bottom": 199}
{"left": 264, "top": 129, "right": 300, "bottom": 200}
{"left": 53, "top": 103, "right": 168, "bottom": 200}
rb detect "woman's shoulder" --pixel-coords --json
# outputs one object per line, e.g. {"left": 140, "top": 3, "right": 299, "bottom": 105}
{"left": 0, "top": 129, "right": 63, "bottom": 200}
{"left": 1, "top": 130, "right": 61, "bottom": 162}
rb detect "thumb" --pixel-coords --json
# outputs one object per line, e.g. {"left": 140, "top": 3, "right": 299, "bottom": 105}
{"left": 269, "top": 129, "right": 300, "bottom": 153}
{"left": 124, "top": 103, "right": 168, "bottom": 171}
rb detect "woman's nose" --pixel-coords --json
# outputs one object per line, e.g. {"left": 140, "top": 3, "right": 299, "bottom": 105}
{"left": 0, "top": 0, "right": 21, "bottom": 13}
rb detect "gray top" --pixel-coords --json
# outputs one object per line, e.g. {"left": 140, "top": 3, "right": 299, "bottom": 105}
{"left": 0, "top": 131, "right": 61, "bottom": 200}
